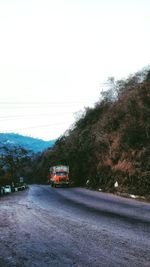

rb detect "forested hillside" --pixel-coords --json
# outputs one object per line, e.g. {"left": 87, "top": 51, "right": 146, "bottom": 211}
{"left": 34, "top": 69, "right": 150, "bottom": 195}
{"left": 0, "top": 133, "right": 55, "bottom": 153}
{"left": 0, "top": 134, "right": 55, "bottom": 185}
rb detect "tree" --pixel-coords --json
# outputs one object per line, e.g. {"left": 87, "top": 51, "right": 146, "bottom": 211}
{"left": 0, "top": 146, "right": 29, "bottom": 182}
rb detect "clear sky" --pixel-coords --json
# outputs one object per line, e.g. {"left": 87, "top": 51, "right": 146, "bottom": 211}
{"left": 0, "top": 0, "right": 149, "bottom": 140}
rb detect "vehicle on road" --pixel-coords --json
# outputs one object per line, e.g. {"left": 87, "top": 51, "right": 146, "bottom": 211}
{"left": 18, "top": 183, "right": 27, "bottom": 191}
{"left": 4, "top": 185, "right": 11, "bottom": 194}
{"left": 49, "top": 165, "right": 69, "bottom": 187}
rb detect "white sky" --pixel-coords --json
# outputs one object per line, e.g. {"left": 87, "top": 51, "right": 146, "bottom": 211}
{"left": 0, "top": 0, "right": 150, "bottom": 140}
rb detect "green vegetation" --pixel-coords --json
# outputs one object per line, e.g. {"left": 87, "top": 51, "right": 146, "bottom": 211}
{"left": 0, "top": 134, "right": 55, "bottom": 186}
{"left": 0, "top": 146, "right": 31, "bottom": 186}
{"left": 34, "top": 68, "right": 150, "bottom": 196}
{"left": 4, "top": 68, "right": 150, "bottom": 196}
{"left": 0, "top": 133, "right": 55, "bottom": 153}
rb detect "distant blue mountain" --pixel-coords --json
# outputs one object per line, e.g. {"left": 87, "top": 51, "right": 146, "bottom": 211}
{"left": 0, "top": 133, "right": 56, "bottom": 153}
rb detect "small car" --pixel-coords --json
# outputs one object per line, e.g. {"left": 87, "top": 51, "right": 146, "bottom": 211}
{"left": 4, "top": 185, "right": 11, "bottom": 194}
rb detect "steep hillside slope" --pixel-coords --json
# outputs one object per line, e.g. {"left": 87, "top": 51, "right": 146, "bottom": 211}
{"left": 34, "top": 69, "right": 150, "bottom": 195}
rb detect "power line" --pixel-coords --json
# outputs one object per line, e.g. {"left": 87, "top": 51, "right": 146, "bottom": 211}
{"left": 0, "top": 101, "right": 89, "bottom": 109}
{"left": 0, "top": 111, "right": 74, "bottom": 120}
{"left": 1, "top": 121, "right": 73, "bottom": 132}
{"left": 0, "top": 101, "right": 88, "bottom": 104}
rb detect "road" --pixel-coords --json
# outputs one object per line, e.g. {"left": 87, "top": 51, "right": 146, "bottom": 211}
{"left": 0, "top": 185, "right": 150, "bottom": 267}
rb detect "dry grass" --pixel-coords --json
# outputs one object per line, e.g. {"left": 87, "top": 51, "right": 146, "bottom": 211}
{"left": 112, "top": 160, "right": 135, "bottom": 174}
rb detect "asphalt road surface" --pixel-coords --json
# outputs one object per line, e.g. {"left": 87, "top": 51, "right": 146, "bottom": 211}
{"left": 0, "top": 185, "right": 150, "bottom": 267}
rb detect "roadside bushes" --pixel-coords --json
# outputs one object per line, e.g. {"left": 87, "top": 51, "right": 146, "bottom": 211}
{"left": 34, "top": 68, "right": 150, "bottom": 195}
